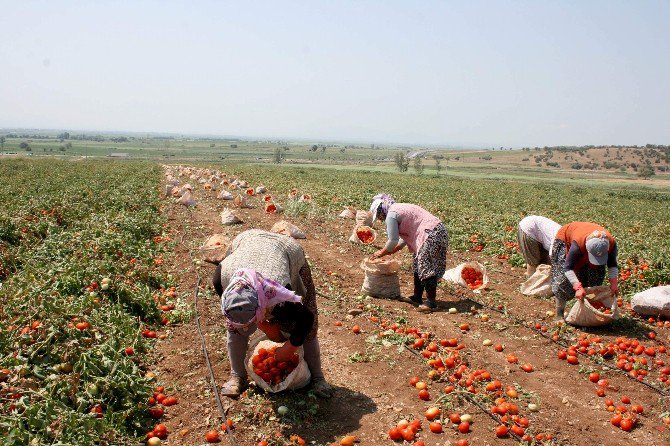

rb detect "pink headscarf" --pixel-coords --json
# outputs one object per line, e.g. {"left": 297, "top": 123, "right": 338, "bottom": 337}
{"left": 221, "top": 268, "right": 302, "bottom": 329}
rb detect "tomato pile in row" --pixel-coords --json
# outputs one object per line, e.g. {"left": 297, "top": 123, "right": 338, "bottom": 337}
{"left": 555, "top": 333, "right": 670, "bottom": 387}
{"left": 251, "top": 346, "right": 300, "bottom": 385}
{"left": 368, "top": 317, "right": 555, "bottom": 444}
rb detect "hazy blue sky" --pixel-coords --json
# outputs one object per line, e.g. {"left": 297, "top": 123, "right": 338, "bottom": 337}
{"left": 1, "top": 1, "right": 668, "bottom": 147}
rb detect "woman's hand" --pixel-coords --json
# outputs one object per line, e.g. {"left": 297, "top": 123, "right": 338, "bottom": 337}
{"left": 573, "top": 282, "right": 586, "bottom": 301}
{"left": 274, "top": 342, "right": 298, "bottom": 362}
{"left": 609, "top": 278, "right": 618, "bottom": 297}
{"left": 369, "top": 249, "right": 386, "bottom": 260}
{"left": 257, "top": 320, "right": 286, "bottom": 342}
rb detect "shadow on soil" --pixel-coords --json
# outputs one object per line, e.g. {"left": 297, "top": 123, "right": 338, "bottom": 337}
{"left": 269, "top": 385, "right": 377, "bottom": 443}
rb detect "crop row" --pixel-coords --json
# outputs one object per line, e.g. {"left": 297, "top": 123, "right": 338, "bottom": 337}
{"left": 0, "top": 160, "right": 170, "bottom": 445}
{"left": 217, "top": 163, "right": 670, "bottom": 297}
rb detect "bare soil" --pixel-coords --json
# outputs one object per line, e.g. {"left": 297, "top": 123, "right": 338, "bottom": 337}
{"left": 151, "top": 173, "right": 670, "bottom": 446}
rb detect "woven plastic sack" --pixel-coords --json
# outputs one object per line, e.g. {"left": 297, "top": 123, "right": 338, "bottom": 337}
{"left": 246, "top": 333, "right": 311, "bottom": 393}
{"left": 217, "top": 190, "right": 233, "bottom": 200}
{"left": 338, "top": 206, "right": 356, "bottom": 219}
{"left": 520, "top": 264, "right": 553, "bottom": 297}
{"left": 361, "top": 258, "right": 401, "bottom": 299}
{"left": 233, "top": 194, "right": 253, "bottom": 208}
{"left": 199, "top": 234, "right": 230, "bottom": 264}
{"left": 271, "top": 220, "right": 306, "bottom": 239}
{"left": 355, "top": 210, "right": 373, "bottom": 227}
{"left": 631, "top": 286, "right": 670, "bottom": 318}
{"left": 443, "top": 262, "right": 489, "bottom": 292}
{"left": 565, "top": 286, "right": 618, "bottom": 327}
{"left": 350, "top": 225, "right": 376, "bottom": 244}
{"left": 177, "top": 191, "right": 196, "bottom": 207}
{"left": 220, "top": 208, "right": 242, "bottom": 225}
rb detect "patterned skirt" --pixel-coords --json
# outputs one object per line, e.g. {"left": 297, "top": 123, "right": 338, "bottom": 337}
{"left": 413, "top": 223, "right": 449, "bottom": 281}
{"left": 550, "top": 239, "right": 606, "bottom": 303}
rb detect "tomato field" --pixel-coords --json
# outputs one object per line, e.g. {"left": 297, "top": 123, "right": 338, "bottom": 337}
{"left": 1, "top": 159, "right": 669, "bottom": 445}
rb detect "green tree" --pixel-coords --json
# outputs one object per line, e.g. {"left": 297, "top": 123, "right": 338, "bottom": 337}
{"left": 638, "top": 164, "right": 655, "bottom": 179}
{"left": 394, "top": 152, "right": 409, "bottom": 172}
{"left": 272, "top": 147, "right": 283, "bottom": 163}
{"left": 413, "top": 156, "right": 424, "bottom": 175}
{"left": 434, "top": 156, "right": 442, "bottom": 175}
{"left": 0, "top": 136, "right": 5, "bottom": 149}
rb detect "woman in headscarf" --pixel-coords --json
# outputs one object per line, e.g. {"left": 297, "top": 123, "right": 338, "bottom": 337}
{"left": 550, "top": 222, "right": 619, "bottom": 321}
{"left": 517, "top": 215, "right": 562, "bottom": 276}
{"left": 368, "top": 194, "right": 449, "bottom": 312}
{"left": 212, "top": 229, "right": 332, "bottom": 398}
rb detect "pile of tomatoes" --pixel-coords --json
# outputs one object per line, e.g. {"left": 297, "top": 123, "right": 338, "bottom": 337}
{"left": 251, "top": 346, "right": 300, "bottom": 385}
{"left": 461, "top": 267, "right": 484, "bottom": 289}
{"left": 356, "top": 226, "right": 375, "bottom": 244}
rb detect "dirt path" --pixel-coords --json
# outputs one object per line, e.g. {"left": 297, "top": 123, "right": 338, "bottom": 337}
{"left": 151, "top": 170, "right": 670, "bottom": 446}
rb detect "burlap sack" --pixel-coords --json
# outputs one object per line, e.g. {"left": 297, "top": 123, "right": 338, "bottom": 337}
{"left": 199, "top": 234, "right": 230, "bottom": 264}
{"left": 245, "top": 333, "right": 311, "bottom": 393}
{"left": 271, "top": 220, "right": 306, "bottom": 239}
{"left": 565, "top": 286, "right": 618, "bottom": 327}
{"left": 443, "top": 262, "right": 489, "bottom": 292}
{"left": 361, "top": 258, "right": 401, "bottom": 299}
{"left": 631, "top": 286, "right": 670, "bottom": 318}
{"left": 520, "top": 264, "right": 553, "bottom": 297}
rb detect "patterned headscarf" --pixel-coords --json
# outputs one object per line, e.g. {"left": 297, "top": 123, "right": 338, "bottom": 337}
{"left": 370, "top": 193, "right": 395, "bottom": 222}
{"left": 221, "top": 268, "right": 302, "bottom": 329}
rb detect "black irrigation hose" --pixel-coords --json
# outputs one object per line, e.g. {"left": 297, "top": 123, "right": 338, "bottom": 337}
{"left": 194, "top": 276, "right": 240, "bottom": 446}
{"left": 463, "top": 296, "right": 670, "bottom": 398}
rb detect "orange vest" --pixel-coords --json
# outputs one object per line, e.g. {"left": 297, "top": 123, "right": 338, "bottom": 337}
{"left": 556, "top": 222, "right": 615, "bottom": 269}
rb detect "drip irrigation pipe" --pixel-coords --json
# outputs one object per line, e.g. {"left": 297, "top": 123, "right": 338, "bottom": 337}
{"left": 194, "top": 275, "right": 240, "bottom": 446}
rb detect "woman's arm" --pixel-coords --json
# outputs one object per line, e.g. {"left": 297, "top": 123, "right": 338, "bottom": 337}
{"left": 371, "top": 212, "right": 403, "bottom": 259}
{"left": 564, "top": 241, "right": 585, "bottom": 299}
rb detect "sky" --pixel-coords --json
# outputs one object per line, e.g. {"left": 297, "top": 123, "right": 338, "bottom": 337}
{"left": 1, "top": 1, "right": 669, "bottom": 147}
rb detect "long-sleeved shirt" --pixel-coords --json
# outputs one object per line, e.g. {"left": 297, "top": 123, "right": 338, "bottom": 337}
{"left": 518, "top": 215, "right": 561, "bottom": 254}
{"left": 383, "top": 203, "right": 441, "bottom": 253}
{"left": 564, "top": 241, "right": 619, "bottom": 285}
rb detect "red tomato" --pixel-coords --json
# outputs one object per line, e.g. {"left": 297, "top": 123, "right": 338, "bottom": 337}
{"left": 429, "top": 422, "right": 443, "bottom": 433}
{"left": 621, "top": 395, "right": 631, "bottom": 404}
{"left": 458, "top": 422, "right": 470, "bottom": 433}
{"left": 389, "top": 427, "right": 402, "bottom": 441}
{"left": 418, "top": 389, "right": 430, "bottom": 401}
{"left": 588, "top": 372, "right": 600, "bottom": 383}
{"left": 425, "top": 407, "right": 441, "bottom": 421}
{"left": 205, "top": 430, "right": 220, "bottom": 443}
{"left": 521, "top": 363, "right": 534, "bottom": 373}
{"left": 620, "top": 418, "right": 634, "bottom": 431}
{"left": 495, "top": 425, "right": 509, "bottom": 437}
{"left": 449, "top": 413, "right": 461, "bottom": 424}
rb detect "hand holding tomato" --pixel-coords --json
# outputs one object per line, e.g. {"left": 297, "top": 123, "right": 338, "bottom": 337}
{"left": 274, "top": 341, "right": 298, "bottom": 362}
{"left": 609, "top": 278, "right": 618, "bottom": 297}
